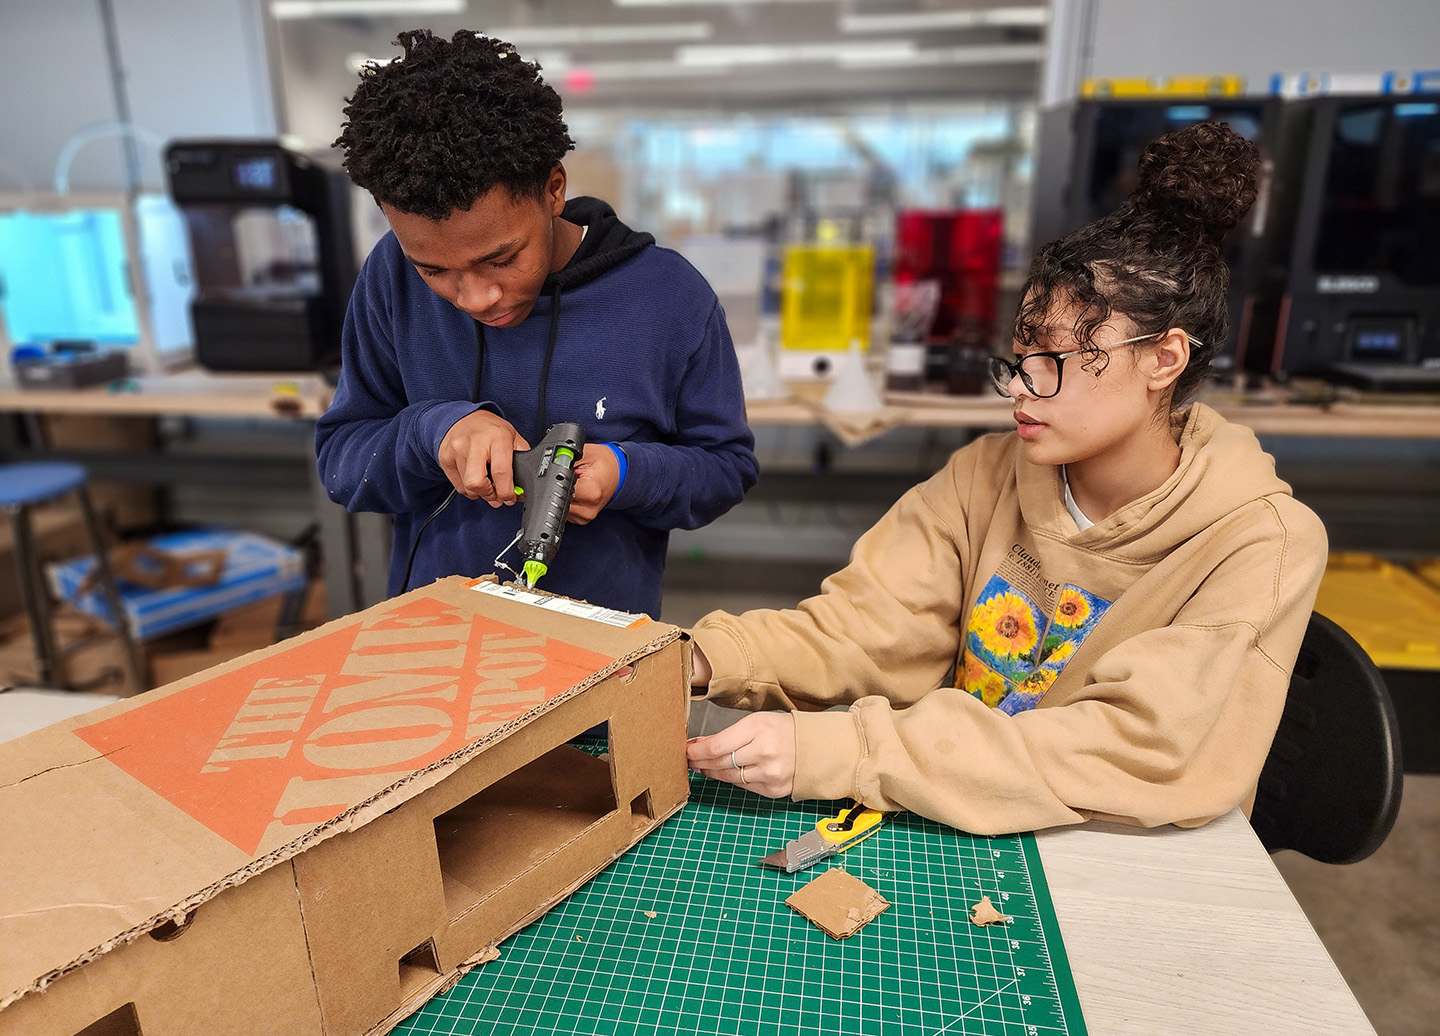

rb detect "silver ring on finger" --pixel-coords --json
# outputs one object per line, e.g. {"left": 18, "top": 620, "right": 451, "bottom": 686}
{"left": 731, "top": 750, "right": 738, "bottom": 770}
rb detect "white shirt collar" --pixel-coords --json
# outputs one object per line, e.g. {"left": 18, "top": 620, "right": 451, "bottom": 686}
{"left": 1061, "top": 466, "right": 1094, "bottom": 532}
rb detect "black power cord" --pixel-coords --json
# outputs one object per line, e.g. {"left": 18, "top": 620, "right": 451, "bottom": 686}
{"left": 398, "top": 321, "right": 486, "bottom": 593}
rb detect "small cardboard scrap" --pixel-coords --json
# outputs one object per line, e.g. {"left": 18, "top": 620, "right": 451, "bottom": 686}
{"left": 970, "top": 895, "right": 1011, "bottom": 927}
{"left": 786, "top": 867, "right": 890, "bottom": 940}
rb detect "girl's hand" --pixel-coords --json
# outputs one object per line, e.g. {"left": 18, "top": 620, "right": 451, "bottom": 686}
{"left": 686, "top": 712, "right": 796, "bottom": 799}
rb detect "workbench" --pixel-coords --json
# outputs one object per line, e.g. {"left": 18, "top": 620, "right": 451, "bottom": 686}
{"left": 0, "top": 370, "right": 388, "bottom": 621}
{"left": 747, "top": 383, "right": 1440, "bottom": 439}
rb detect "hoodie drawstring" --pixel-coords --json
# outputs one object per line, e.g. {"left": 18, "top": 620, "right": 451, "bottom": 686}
{"left": 472, "top": 321, "right": 486, "bottom": 404}
{"left": 536, "top": 282, "right": 562, "bottom": 441}
{"left": 471, "top": 283, "right": 561, "bottom": 443}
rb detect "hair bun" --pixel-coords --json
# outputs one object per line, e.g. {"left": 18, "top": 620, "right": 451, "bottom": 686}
{"left": 1131, "top": 122, "right": 1261, "bottom": 241}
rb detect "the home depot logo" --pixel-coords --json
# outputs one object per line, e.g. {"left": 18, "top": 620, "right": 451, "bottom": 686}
{"left": 74, "top": 595, "right": 612, "bottom": 855}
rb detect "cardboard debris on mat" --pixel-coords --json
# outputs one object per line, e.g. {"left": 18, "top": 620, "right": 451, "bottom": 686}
{"left": 0, "top": 575, "right": 690, "bottom": 1036}
{"left": 786, "top": 867, "right": 891, "bottom": 940}
{"left": 970, "top": 895, "right": 1011, "bottom": 927}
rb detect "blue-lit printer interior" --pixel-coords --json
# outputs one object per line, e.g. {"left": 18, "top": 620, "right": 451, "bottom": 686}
{"left": 0, "top": 205, "right": 141, "bottom": 346}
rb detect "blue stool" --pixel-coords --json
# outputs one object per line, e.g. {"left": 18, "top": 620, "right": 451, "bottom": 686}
{"left": 0, "top": 462, "right": 145, "bottom": 691}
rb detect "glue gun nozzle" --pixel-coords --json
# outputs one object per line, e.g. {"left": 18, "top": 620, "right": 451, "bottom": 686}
{"left": 522, "top": 559, "right": 547, "bottom": 589}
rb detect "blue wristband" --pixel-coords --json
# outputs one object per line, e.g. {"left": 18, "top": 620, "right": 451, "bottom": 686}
{"left": 603, "top": 442, "right": 628, "bottom": 493}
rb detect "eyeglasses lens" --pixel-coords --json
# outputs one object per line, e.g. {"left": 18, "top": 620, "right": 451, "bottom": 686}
{"left": 988, "top": 355, "right": 1062, "bottom": 398}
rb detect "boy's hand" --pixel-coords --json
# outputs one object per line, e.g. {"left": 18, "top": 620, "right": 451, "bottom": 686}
{"left": 686, "top": 713, "right": 796, "bottom": 799}
{"left": 568, "top": 443, "right": 621, "bottom": 524}
{"left": 439, "top": 410, "right": 530, "bottom": 505}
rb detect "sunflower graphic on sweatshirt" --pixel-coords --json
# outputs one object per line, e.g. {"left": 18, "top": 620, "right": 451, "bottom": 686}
{"left": 961, "top": 575, "right": 1112, "bottom": 714}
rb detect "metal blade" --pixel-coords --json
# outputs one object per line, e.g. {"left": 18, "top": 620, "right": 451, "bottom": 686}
{"left": 756, "top": 829, "right": 835, "bottom": 873}
{"left": 758, "top": 848, "right": 790, "bottom": 870}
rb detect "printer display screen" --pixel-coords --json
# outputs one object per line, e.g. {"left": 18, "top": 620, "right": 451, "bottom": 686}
{"left": 232, "top": 156, "right": 279, "bottom": 192}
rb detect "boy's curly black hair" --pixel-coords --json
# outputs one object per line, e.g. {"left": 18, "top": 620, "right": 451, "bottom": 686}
{"left": 334, "top": 29, "right": 575, "bottom": 220}
{"left": 1015, "top": 121, "right": 1261, "bottom": 407}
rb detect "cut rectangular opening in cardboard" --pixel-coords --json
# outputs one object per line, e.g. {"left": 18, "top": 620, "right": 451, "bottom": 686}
{"left": 398, "top": 940, "right": 442, "bottom": 1001}
{"left": 434, "top": 744, "right": 617, "bottom": 923}
{"left": 630, "top": 789, "right": 656, "bottom": 823}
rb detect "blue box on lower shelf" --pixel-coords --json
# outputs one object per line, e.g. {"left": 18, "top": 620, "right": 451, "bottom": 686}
{"left": 48, "top": 528, "right": 306, "bottom": 641}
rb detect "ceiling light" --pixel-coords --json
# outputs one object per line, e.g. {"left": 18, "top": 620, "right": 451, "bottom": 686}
{"left": 676, "top": 40, "right": 917, "bottom": 68}
{"left": 614, "top": 0, "right": 836, "bottom": 7}
{"left": 272, "top": 0, "right": 465, "bottom": 18}
{"left": 838, "top": 42, "right": 1044, "bottom": 69}
{"left": 840, "top": 6, "right": 1049, "bottom": 34}
{"left": 568, "top": 59, "right": 721, "bottom": 81}
{"left": 483, "top": 23, "right": 712, "bottom": 46}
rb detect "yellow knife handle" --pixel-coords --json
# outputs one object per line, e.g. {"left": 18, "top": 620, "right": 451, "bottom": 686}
{"left": 815, "top": 802, "right": 886, "bottom": 845}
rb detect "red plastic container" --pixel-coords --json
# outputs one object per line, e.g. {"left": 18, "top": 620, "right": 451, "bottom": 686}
{"left": 893, "top": 209, "right": 1003, "bottom": 343}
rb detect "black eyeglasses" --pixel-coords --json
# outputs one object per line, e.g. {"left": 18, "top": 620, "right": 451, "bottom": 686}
{"left": 988, "top": 350, "right": 1084, "bottom": 399}
{"left": 987, "top": 333, "right": 1175, "bottom": 399}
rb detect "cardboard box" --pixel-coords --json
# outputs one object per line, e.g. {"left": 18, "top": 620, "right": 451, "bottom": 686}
{"left": 48, "top": 527, "right": 307, "bottom": 641}
{"left": 143, "top": 579, "right": 329, "bottom": 691}
{"left": 0, "top": 576, "right": 690, "bottom": 1035}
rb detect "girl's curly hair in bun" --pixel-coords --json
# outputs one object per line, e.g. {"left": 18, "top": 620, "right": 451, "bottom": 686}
{"left": 335, "top": 29, "right": 575, "bottom": 220}
{"left": 1015, "top": 121, "right": 1261, "bottom": 407}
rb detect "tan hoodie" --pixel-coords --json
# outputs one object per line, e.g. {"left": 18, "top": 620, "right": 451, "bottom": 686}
{"left": 691, "top": 404, "right": 1328, "bottom": 835}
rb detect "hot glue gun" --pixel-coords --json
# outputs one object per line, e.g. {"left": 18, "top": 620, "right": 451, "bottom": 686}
{"left": 505, "top": 422, "right": 587, "bottom": 589}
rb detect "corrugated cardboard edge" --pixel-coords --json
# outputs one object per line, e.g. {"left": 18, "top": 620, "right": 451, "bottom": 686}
{"left": 4, "top": 580, "right": 682, "bottom": 1012}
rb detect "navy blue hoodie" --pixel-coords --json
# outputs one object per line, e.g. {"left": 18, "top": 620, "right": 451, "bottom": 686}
{"left": 316, "top": 197, "right": 758, "bottom": 617}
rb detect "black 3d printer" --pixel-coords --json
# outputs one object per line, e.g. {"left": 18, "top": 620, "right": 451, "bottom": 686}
{"left": 1262, "top": 96, "right": 1440, "bottom": 389}
{"left": 165, "top": 139, "right": 356, "bottom": 372}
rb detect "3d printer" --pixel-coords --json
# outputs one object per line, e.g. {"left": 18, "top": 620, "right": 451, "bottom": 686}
{"left": 1262, "top": 97, "right": 1440, "bottom": 389}
{"left": 165, "top": 139, "right": 355, "bottom": 372}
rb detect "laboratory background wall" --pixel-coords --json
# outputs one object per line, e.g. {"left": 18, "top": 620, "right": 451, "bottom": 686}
{"left": 0, "top": 0, "right": 276, "bottom": 194}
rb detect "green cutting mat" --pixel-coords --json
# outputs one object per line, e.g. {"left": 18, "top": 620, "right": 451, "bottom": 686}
{"left": 398, "top": 769, "right": 1088, "bottom": 1036}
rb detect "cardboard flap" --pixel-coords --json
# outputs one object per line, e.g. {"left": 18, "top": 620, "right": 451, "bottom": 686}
{"left": 0, "top": 576, "right": 679, "bottom": 1010}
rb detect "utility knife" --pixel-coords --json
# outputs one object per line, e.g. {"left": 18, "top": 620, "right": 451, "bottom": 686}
{"left": 758, "top": 802, "right": 887, "bottom": 873}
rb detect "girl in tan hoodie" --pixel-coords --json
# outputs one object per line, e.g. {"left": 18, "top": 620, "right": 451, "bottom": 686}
{"left": 685, "top": 122, "right": 1328, "bottom": 835}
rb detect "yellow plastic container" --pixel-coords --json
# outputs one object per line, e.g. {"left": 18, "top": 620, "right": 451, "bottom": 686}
{"left": 1314, "top": 553, "right": 1440, "bottom": 671}
{"left": 780, "top": 244, "right": 874, "bottom": 354}
{"left": 1411, "top": 557, "right": 1440, "bottom": 592}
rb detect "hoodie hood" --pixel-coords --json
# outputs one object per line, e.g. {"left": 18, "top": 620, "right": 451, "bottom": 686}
{"left": 1017, "top": 403, "right": 1295, "bottom": 560}
{"left": 482, "top": 196, "right": 655, "bottom": 434}
{"left": 544, "top": 197, "right": 654, "bottom": 293}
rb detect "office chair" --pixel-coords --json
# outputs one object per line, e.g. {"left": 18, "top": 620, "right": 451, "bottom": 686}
{"left": 1252, "top": 612, "right": 1404, "bottom": 864}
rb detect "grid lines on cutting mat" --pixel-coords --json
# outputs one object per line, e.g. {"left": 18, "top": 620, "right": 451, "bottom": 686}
{"left": 397, "top": 769, "right": 1086, "bottom": 1036}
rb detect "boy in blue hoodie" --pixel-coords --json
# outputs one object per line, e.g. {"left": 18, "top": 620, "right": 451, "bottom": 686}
{"left": 318, "top": 30, "right": 758, "bottom": 617}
